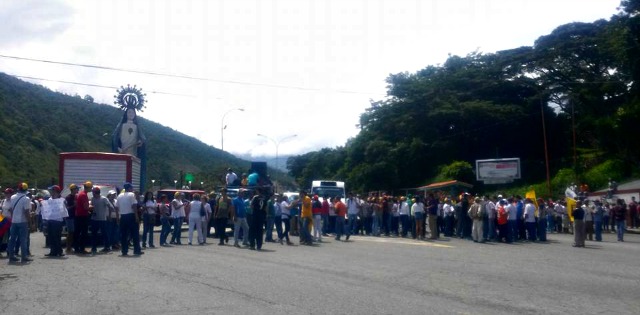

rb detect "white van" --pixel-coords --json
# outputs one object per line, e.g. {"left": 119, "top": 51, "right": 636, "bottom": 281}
{"left": 310, "top": 180, "right": 345, "bottom": 201}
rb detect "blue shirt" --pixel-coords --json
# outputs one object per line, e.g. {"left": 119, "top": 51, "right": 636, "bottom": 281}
{"left": 516, "top": 201, "right": 524, "bottom": 218}
{"left": 248, "top": 172, "right": 259, "bottom": 186}
{"left": 233, "top": 196, "right": 246, "bottom": 218}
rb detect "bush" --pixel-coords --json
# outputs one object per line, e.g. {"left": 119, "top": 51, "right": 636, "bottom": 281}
{"left": 551, "top": 168, "right": 577, "bottom": 196}
{"left": 435, "top": 161, "right": 474, "bottom": 183}
{"left": 583, "top": 159, "right": 624, "bottom": 191}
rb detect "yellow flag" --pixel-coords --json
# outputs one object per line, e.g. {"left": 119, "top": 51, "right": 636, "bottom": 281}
{"left": 526, "top": 190, "right": 538, "bottom": 217}
{"left": 566, "top": 197, "right": 576, "bottom": 222}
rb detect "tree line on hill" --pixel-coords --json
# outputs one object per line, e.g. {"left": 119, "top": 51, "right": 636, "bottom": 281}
{"left": 287, "top": 1, "right": 640, "bottom": 196}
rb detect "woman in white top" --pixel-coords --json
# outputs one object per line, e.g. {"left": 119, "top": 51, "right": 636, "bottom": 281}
{"left": 411, "top": 197, "right": 425, "bottom": 240}
{"left": 142, "top": 191, "right": 156, "bottom": 248}
{"left": 170, "top": 193, "right": 186, "bottom": 245}
{"left": 188, "top": 194, "right": 205, "bottom": 245}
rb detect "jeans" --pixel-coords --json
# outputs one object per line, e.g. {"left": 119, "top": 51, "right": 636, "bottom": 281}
{"left": 537, "top": 218, "right": 547, "bottom": 242}
{"left": 321, "top": 214, "right": 329, "bottom": 234}
{"left": 90, "top": 220, "right": 108, "bottom": 252}
{"left": 372, "top": 214, "right": 381, "bottom": 236}
{"left": 508, "top": 220, "right": 517, "bottom": 243}
{"left": 594, "top": 220, "right": 603, "bottom": 241}
{"left": 142, "top": 213, "right": 155, "bottom": 246}
{"left": 265, "top": 216, "right": 275, "bottom": 241}
{"left": 188, "top": 216, "right": 203, "bottom": 244}
{"left": 274, "top": 216, "right": 283, "bottom": 240}
{"left": 171, "top": 217, "right": 184, "bottom": 244}
{"left": 546, "top": 214, "right": 555, "bottom": 232}
{"left": 215, "top": 218, "right": 229, "bottom": 244}
{"left": 75, "top": 215, "right": 89, "bottom": 252}
{"left": 444, "top": 215, "right": 454, "bottom": 237}
{"left": 46, "top": 220, "right": 64, "bottom": 256}
{"left": 7, "top": 222, "right": 28, "bottom": 260}
{"left": 335, "top": 216, "right": 347, "bottom": 240}
{"left": 482, "top": 216, "right": 489, "bottom": 240}
{"left": 328, "top": 215, "right": 336, "bottom": 234}
{"left": 234, "top": 217, "right": 250, "bottom": 245}
{"left": 159, "top": 216, "right": 171, "bottom": 245}
{"left": 400, "top": 215, "right": 410, "bottom": 237}
{"left": 120, "top": 213, "right": 141, "bottom": 255}
{"left": 616, "top": 220, "right": 625, "bottom": 241}
{"left": 526, "top": 221, "right": 536, "bottom": 241}
{"left": 300, "top": 217, "right": 313, "bottom": 243}
{"left": 348, "top": 214, "right": 358, "bottom": 235}
{"left": 249, "top": 211, "right": 265, "bottom": 249}
{"left": 107, "top": 219, "right": 119, "bottom": 248}
{"left": 281, "top": 216, "right": 290, "bottom": 242}
{"left": 313, "top": 214, "right": 322, "bottom": 240}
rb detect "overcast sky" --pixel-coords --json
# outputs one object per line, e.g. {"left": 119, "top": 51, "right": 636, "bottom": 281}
{"left": 0, "top": 0, "right": 621, "bottom": 157}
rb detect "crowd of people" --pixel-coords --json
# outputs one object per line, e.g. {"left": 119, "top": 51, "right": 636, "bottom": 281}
{"left": 0, "top": 179, "right": 637, "bottom": 264}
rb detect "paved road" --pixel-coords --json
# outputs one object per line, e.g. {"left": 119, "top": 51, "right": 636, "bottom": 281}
{"left": 1, "top": 229, "right": 638, "bottom": 315}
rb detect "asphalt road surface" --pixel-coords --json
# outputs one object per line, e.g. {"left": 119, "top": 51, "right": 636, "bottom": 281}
{"left": 1, "top": 229, "right": 638, "bottom": 315}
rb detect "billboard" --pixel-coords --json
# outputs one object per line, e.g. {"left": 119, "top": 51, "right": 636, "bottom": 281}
{"left": 476, "top": 158, "right": 521, "bottom": 182}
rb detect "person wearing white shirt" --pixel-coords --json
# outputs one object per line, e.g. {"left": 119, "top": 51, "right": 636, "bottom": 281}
{"left": 399, "top": 197, "right": 410, "bottom": 237}
{"left": 200, "top": 195, "right": 212, "bottom": 244}
{"left": 141, "top": 191, "right": 157, "bottom": 248}
{"left": 524, "top": 199, "right": 537, "bottom": 242}
{"left": 279, "top": 196, "right": 293, "bottom": 245}
{"left": 44, "top": 185, "right": 68, "bottom": 257}
{"left": 411, "top": 197, "right": 425, "bottom": 240}
{"left": 484, "top": 198, "right": 497, "bottom": 241}
{"left": 225, "top": 168, "right": 238, "bottom": 186}
{"left": 170, "top": 193, "right": 187, "bottom": 245}
{"left": 443, "top": 199, "right": 455, "bottom": 237}
{"left": 117, "top": 183, "right": 143, "bottom": 256}
{"left": 7, "top": 183, "right": 33, "bottom": 263}
{"left": 188, "top": 194, "right": 205, "bottom": 245}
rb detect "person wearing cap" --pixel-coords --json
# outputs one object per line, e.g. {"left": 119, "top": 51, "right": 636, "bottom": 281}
{"left": 64, "top": 184, "right": 79, "bottom": 254}
{"left": 496, "top": 199, "right": 510, "bottom": 243}
{"left": 468, "top": 197, "right": 485, "bottom": 243}
{"left": 73, "top": 181, "right": 93, "bottom": 255}
{"left": 106, "top": 190, "right": 120, "bottom": 250}
{"left": 278, "top": 194, "right": 293, "bottom": 245}
{"left": 157, "top": 195, "right": 171, "bottom": 246}
{"left": 7, "top": 183, "right": 33, "bottom": 263}
{"left": 117, "top": 183, "right": 143, "bottom": 256}
{"left": 334, "top": 196, "right": 348, "bottom": 241}
{"left": 43, "top": 185, "right": 67, "bottom": 257}
{"left": 1, "top": 188, "right": 15, "bottom": 256}
{"left": 524, "top": 198, "right": 537, "bottom": 242}
{"left": 170, "top": 192, "right": 187, "bottom": 245}
{"left": 90, "top": 187, "right": 114, "bottom": 254}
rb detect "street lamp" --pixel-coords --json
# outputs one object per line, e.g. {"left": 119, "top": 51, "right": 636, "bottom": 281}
{"left": 221, "top": 108, "right": 245, "bottom": 151}
{"left": 151, "top": 179, "right": 155, "bottom": 189}
{"left": 257, "top": 133, "right": 297, "bottom": 193}
{"left": 174, "top": 180, "right": 177, "bottom": 189}
{"left": 200, "top": 181, "right": 204, "bottom": 189}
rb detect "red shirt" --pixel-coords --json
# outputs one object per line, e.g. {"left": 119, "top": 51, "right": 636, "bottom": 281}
{"left": 76, "top": 191, "right": 90, "bottom": 217}
{"left": 497, "top": 205, "right": 508, "bottom": 225}
{"left": 321, "top": 200, "right": 330, "bottom": 215}
{"left": 335, "top": 201, "right": 347, "bottom": 217}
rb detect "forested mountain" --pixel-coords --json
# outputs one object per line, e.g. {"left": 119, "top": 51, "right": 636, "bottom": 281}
{"left": 0, "top": 73, "right": 292, "bottom": 191}
{"left": 288, "top": 2, "right": 640, "bottom": 195}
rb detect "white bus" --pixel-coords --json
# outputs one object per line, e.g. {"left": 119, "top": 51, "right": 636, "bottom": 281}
{"left": 311, "top": 180, "right": 346, "bottom": 201}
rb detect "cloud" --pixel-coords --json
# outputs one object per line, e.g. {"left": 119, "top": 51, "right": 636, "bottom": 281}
{"left": 0, "top": 0, "right": 73, "bottom": 48}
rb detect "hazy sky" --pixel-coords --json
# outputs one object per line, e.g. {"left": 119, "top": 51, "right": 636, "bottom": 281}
{"left": 0, "top": 0, "right": 621, "bottom": 157}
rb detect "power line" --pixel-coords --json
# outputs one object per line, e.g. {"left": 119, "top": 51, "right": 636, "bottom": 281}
{"left": 13, "top": 75, "right": 193, "bottom": 97}
{"left": 0, "top": 54, "right": 386, "bottom": 96}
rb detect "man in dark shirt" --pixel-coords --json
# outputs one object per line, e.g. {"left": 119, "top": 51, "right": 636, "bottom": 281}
{"left": 249, "top": 189, "right": 268, "bottom": 250}
{"left": 614, "top": 199, "right": 627, "bottom": 242}
{"left": 65, "top": 184, "right": 78, "bottom": 254}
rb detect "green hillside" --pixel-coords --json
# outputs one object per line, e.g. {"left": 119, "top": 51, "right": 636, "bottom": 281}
{"left": 0, "top": 73, "right": 292, "bottom": 191}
